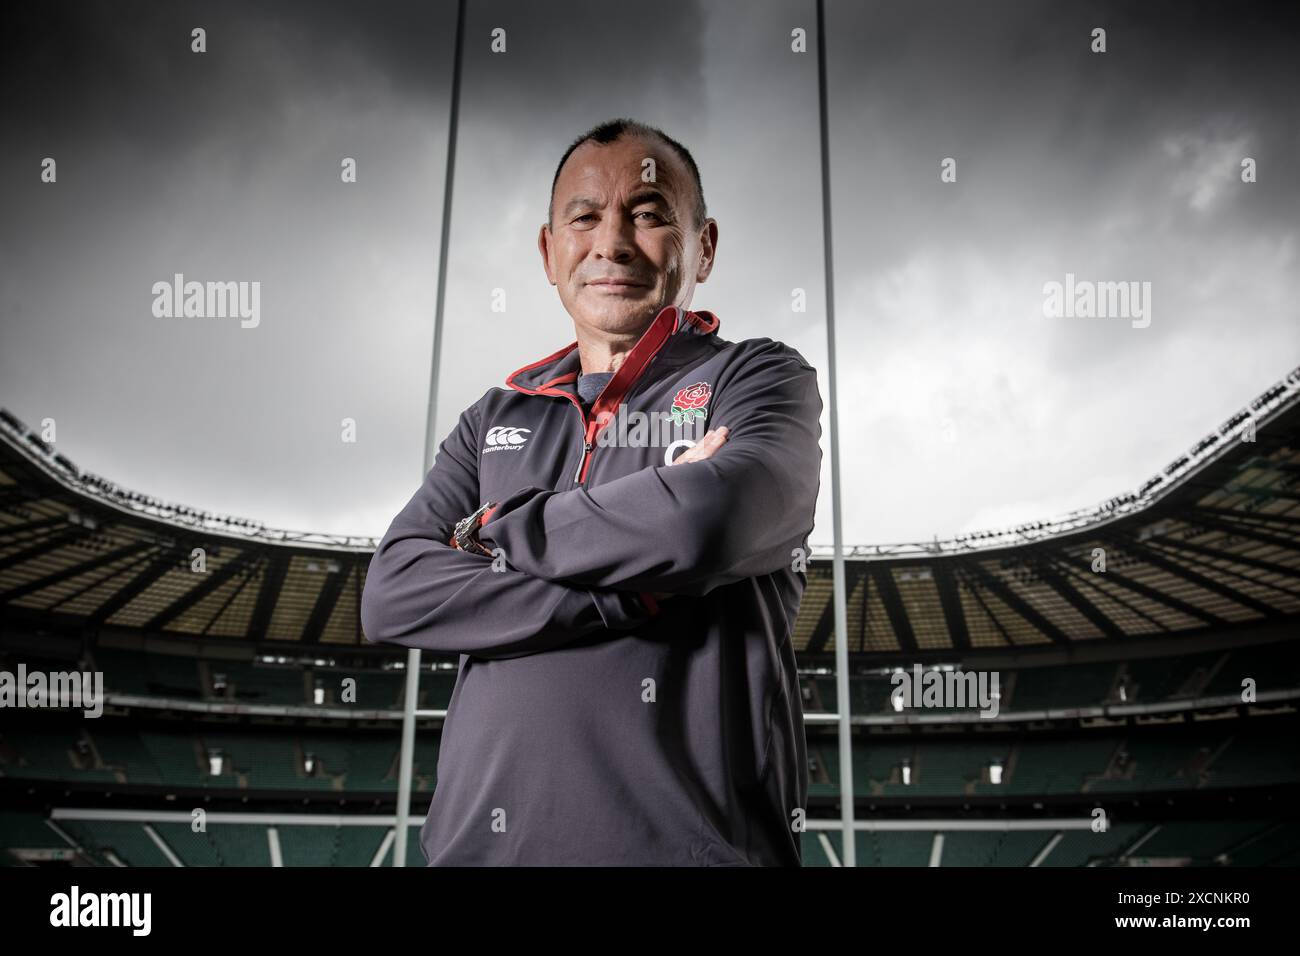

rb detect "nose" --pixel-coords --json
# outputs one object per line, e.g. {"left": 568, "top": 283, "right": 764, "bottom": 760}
{"left": 590, "top": 212, "right": 637, "bottom": 262}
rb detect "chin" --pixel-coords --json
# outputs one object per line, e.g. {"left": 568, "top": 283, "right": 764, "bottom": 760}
{"left": 580, "top": 298, "right": 662, "bottom": 333}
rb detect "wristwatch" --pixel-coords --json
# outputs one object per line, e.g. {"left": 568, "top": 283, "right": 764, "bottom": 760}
{"left": 453, "top": 501, "right": 497, "bottom": 557}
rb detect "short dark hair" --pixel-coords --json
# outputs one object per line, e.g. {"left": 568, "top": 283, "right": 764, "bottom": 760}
{"left": 548, "top": 118, "right": 707, "bottom": 230}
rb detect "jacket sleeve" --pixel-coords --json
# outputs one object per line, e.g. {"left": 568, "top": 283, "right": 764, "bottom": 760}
{"left": 359, "top": 393, "right": 658, "bottom": 660}
{"left": 479, "top": 342, "right": 823, "bottom": 597}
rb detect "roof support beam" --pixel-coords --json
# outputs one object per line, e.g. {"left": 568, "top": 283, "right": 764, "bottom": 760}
{"left": 1118, "top": 533, "right": 1280, "bottom": 619}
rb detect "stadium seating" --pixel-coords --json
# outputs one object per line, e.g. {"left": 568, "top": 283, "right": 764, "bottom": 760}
{"left": 7, "top": 810, "right": 1296, "bottom": 867}
{"left": 58, "top": 820, "right": 173, "bottom": 867}
{"left": 95, "top": 648, "right": 204, "bottom": 699}
{"left": 0, "top": 811, "right": 65, "bottom": 865}
{"left": 1037, "top": 824, "right": 1145, "bottom": 866}
{"left": 1204, "top": 643, "right": 1300, "bottom": 697}
{"left": 3, "top": 637, "right": 1297, "bottom": 866}
{"left": 1204, "top": 733, "right": 1300, "bottom": 788}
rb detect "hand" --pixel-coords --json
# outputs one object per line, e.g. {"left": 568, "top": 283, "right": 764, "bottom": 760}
{"left": 669, "top": 426, "right": 728, "bottom": 466}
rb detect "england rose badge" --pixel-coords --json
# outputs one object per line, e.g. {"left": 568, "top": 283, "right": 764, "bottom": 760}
{"left": 670, "top": 382, "right": 712, "bottom": 426}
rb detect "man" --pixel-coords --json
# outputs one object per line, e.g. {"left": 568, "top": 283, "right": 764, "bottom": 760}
{"left": 360, "top": 118, "right": 823, "bottom": 865}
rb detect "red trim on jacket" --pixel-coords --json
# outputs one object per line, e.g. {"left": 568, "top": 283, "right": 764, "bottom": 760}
{"left": 504, "top": 341, "right": 582, "bottom": 397}
{"left": 577, "top": 308, "right": 678, "bottom": 482}
{"left": 684, "top": 309, "right": 719, "bottom": 333}
{"left": 538, "top": 372, "right": 578, "bottom": 390}
{"left": 503, "top": 305, "right": 717, "bottom": 485}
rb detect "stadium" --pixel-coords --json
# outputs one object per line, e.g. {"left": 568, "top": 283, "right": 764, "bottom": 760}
{"left": 3, "top": 363, "right": 1297, "bottom": 869}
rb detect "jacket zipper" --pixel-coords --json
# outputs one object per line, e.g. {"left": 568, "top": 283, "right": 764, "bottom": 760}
{"left": 566, "top": 397, "right": 595, "bottom": 485}
{"left": 574, "top": 410, "right": 601, "bottom": 484}
{"left": 509, "top": 310, "right": 681, "bottom": 486}
{"left": 569, "top": 350, "right": 671, "bottom": 484}
{"left": 574, "top": 437, "right": 593, "bottom": 484}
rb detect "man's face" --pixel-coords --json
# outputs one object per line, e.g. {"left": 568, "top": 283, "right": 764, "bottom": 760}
{"left": 539, "top": 134, "right": 717, "bottom": 339}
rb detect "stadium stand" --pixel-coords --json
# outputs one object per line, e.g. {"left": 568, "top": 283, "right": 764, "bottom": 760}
{"left": 2, "top": 367, "right": 1298, "bottom": 866}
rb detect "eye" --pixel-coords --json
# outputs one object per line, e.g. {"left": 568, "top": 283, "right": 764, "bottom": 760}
{"left": 635, "top": 211, "right": 663, "bottom": 223}
{"left": 573, "top": 213, "right": 596, "bottom": 223}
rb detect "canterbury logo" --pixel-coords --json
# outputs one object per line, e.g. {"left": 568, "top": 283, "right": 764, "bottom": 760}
{"left": 484, "top": 426, "right": 531, "bottom": 452}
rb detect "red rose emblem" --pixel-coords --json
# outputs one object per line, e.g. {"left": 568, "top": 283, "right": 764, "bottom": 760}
{"left": 670, "top": 382, "right": 711, "bottom": 425}
{"left": 673, "top": 383, "right": 711, "bottom": 410}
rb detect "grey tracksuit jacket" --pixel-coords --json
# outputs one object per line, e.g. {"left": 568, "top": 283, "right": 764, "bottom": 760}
{"left": 360, "top": 304, "right": 822, "bottom": 865}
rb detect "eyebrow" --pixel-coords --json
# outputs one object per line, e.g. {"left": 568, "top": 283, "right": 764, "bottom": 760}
{"left": 627, "top": 189, "right": 670, "bottom": 208}
{"left": 561, "top": 189, "right": 672, "bottom": 218}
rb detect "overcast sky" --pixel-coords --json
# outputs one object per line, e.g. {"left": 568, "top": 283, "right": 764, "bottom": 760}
{"left": 2, "top": 0, "right": 1296, "bottom": 549}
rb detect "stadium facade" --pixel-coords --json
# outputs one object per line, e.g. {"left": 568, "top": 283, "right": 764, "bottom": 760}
{"left": 1, "top": 364, "right": 1298, "bottom": 866}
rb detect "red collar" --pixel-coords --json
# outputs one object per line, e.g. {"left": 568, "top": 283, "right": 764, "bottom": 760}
{"left": 504, "top": 305, "right": 720, "bottom": 483}
{"left": 504, "top": 305, "right": 719, "bottom": 404}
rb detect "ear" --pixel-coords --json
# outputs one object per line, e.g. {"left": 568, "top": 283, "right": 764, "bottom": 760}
{"left": 695, "top": 218, "right": 719, "bottom": 283}
{"left": 538, "top": 222, "right": 558, "bottom": 285}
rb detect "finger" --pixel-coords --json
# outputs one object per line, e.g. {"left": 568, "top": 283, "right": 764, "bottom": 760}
{"left": 672, "top": 445, "right": 701, "bottom": 465}
{"left": 670, "top": 427, "right": 729, "bottom": 465}
{"left": 677, "top": 439, "right": 712, "bottom": 463}
{"left": 696, "top": 428, "right": 728, "bottom": 455}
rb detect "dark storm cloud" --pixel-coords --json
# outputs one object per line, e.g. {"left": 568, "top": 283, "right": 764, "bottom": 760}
{"left": 1, "top": 0, "right": 1295, "bottom": 546}
{"left": 1, "top": 0, "right": 451, "bottom": 137}
{"left": 451, "top": 0, "right": 710, "bottom": 225}
{"left": 825, "top": 0, "right": 1299, "bottom": 542}
{"left": 829, "top": 0, "right": 1300, "bottom": 262}
{"left": 0, "top": 0, "right": 734, "bottom": 543}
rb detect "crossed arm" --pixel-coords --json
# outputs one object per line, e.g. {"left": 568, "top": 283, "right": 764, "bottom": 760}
{"left": 360, "top": 346, "right": 822, "bottom": 659}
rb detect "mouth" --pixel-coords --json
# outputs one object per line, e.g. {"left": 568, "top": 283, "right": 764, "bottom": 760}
{"left": 586, "top": 278, "right": 649, "bottom": 293}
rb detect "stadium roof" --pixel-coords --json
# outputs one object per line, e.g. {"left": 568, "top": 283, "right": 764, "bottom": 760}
{"left": 2, "top": 364, "right": 1297, "bottom": 654}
